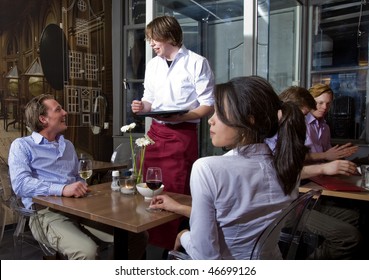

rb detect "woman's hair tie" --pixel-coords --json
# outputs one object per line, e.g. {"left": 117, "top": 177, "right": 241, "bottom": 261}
{"left": 279, "top": 100, "right": 284, "bottom": 109}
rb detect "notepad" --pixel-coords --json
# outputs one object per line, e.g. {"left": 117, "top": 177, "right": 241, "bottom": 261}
{"left": 309, "top": 176, "right": 367, "bottom": 192}
{"left": 136, "top": 110, "right": 189, "bottom": 118}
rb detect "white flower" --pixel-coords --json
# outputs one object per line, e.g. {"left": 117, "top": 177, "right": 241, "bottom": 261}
{"left": 120, "top": 123, "right": 155, "bottom": 181}
{"left": 135, "top": 135, "right": 154, "bottom": 147}
{"left": 121, "top": 122, "right": 136, "bottom": 132}
{"left": 129, "top": 123, "right": 136, "bottom": 130}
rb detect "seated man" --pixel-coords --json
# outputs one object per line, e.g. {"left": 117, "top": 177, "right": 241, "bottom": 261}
{"left": 8, "top": 94, "right": 147, "bottom": 259}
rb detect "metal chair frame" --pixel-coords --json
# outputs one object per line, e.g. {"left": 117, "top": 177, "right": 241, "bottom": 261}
{"left": 250, "top": 189, "right": 322, "bottom": 259}
{"left": 0, "top": 158, "right": 56, "bottom": 259}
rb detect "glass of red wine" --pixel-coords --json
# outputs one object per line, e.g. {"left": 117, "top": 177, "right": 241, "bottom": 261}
{"left": 145, "top": 167, "right": 162, "bottom": 212}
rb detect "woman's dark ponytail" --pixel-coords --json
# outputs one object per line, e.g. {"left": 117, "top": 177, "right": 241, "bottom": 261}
{"left": 274, "top": 101, "right": 308, "bottom": 195}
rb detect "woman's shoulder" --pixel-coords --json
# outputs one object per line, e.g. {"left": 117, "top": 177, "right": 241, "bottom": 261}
{"left": 194, "top": 153, "right": 240, "bottom": 169}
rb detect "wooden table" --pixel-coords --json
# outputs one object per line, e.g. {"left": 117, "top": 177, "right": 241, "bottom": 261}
{"left": 300, "top": 175, "right": 369, "bottom": 202}
{"left": 33, "top": 182, "right": 192, "bottom": 259}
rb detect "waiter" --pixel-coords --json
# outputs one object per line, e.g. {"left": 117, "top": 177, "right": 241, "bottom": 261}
{"left": 131, "top": 15, "right": 214, "bottom": 251}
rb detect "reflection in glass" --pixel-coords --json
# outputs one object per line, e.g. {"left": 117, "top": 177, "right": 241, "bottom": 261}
{"left": 310, "top": 1, "right": 369, "bottom": 142}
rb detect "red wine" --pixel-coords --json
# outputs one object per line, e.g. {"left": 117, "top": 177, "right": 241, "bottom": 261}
{"left": 146, "top": 180, "right": 162, "bottom": 190}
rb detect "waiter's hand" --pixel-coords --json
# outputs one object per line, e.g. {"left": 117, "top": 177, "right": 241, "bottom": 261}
{"left": 62, "top": 181, "right": 89, "bottom": 197}
{"left": 131, "top": 100, "right": 144, "bottom": 113}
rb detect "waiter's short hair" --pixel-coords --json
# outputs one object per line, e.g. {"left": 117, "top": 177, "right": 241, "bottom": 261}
{"left": 145, "top": 15, "right": 183, "bottom": 47}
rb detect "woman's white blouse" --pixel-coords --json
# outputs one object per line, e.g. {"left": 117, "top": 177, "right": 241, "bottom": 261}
{"left": 180, "top": 144, "right": 298, "bottom": 259}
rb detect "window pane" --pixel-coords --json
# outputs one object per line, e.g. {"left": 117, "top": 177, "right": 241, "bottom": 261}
{"left": 311, "top": 0, "right": 369, "bottom": 142}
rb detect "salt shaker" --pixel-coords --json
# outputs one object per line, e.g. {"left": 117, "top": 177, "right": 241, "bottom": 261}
{"left": 111, "top": 170, "right": 120, "bottom": 191}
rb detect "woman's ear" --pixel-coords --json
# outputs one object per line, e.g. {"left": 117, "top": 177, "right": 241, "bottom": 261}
{"left": 277, "top": 109, "right": 282, "bottom": 121}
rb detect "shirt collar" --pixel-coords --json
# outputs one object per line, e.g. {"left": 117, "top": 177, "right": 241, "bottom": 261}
{"left": 31, "top": 131, "right": 64, "bottom": 144}
{"left": 306, "top": 112, "right": 326, "bottom": 125}
{"left": 225, "top": 143, "right": 272, "bottom": 157}
{"left": 158, "top": 45, "right": 188, "bottom": 62}
{"left": 305, "top": 112, "right": 315, "bottom": 124}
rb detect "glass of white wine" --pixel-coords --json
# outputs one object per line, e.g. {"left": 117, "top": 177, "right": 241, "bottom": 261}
{"left": 78, "top": 158, "right": 93, "bottom": 183}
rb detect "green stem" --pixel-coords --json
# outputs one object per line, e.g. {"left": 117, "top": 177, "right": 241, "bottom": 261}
{"left": 138, "top": 146, "right": 146, "bottom": 180}
{"left": 129, "top": 132, "right": 137, "bottom": 175}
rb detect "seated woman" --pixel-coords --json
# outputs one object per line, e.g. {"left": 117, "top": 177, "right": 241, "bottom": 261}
{"left": 150, "top": 76, "right": 308, "bottom": 259}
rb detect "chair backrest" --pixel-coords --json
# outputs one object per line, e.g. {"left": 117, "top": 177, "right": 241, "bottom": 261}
{"left": 111, "top": 143, "right": 131, "bottom": 164}
{"left": 250, "top": 189, "right": 322, "bottom": 260}
{"left": 111, "top": 143, "right": 133, "bottom": 177}
{"left": 0, "top": 158, "right": 56, "bottom": 258}
{"left": 0, "top": 157, "right": 15, "bottom": 244}
{"left": 0, "top": 157, "right": 12, "bottom": 201}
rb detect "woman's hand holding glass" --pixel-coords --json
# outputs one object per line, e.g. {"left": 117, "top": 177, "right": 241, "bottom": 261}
{"left": 150, "top": 194, "right": 191, "bottom": 217}
{"left": 150, "top": 194, "right": 178, "bottom": 212}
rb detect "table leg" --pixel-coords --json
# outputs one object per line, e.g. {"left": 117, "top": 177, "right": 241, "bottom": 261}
{"left": 113, "top": 227, "right": 129, "bottom": 259}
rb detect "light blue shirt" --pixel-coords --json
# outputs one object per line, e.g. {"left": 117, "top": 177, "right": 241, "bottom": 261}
{"left": 180, "top": 144, "right": 298, "bottom": 259}
{"left": 142, "top": 45, "right": 214, "bottom": 123}
{"left": 8, "top": 132, "right": 81, "bottom": 209}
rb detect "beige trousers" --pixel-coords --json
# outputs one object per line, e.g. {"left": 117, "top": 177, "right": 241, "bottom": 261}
{"left": 30, "top": 208, "right": 148, "bottom": 260}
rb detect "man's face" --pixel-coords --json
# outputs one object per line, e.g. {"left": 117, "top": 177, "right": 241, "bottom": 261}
{"left": 40, "top": 99, "right": 68, "bottom": 134}
{"left": 311, "top": 93, "right": 332, "bottom": 119}
{"left": 148, "top": 39, "right": 174, "bottom": 59}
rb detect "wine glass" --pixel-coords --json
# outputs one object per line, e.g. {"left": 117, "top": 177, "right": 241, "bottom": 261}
{"left": 78, "top": 158, "right": 93, "bottom": 184}
{"left": 145, "top": 167, "right": 163, "bottom": 212}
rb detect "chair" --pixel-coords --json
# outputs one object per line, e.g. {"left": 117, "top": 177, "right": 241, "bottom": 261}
{"left": 167, "top": 249, "right": 193, "bottom": 260}
{"left": 110, "top": 142, "right": 133, "bottom": 176}
{"left": 0, "top": 158, "right": 15, "bottom": 244}
{"left": 0, "top": 158, "right": 56, "bottom": 259}
{"left": 167, "top": 189, "right": 322, "bottom": 260}
{"left": 250, "top": 189, "right": 322, "bottom": 260}
{"left": 111, "top": 143, "right": 132, "bottom": 165}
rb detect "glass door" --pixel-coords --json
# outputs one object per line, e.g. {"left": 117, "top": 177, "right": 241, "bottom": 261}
{"left": 257, "top": 0, "right": 303, "bottom": 92}
{"left": 154, "top": 0, "right": 246, "bottom": 156}
{"left": 308, "top": 0, "right": 369, "bottom": 143}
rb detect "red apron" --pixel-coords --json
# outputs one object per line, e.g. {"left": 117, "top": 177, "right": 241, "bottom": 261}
{"left": 144, "top": 121, "right": 198, "bottom": 249}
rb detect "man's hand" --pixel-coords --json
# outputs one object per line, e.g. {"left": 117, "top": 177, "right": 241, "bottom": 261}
{"left": 324, "top": 143, "right": 358, "bottom": 161}
{"left": 131, "top": 100, "right": 152, "bottom": 113}
{"left": 62, "top": 181, "right": 89, "bottom": 197}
